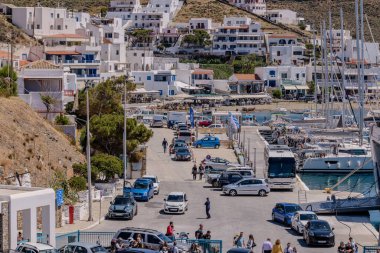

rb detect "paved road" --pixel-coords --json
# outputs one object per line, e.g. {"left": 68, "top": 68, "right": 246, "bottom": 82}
{"left": 89, "top": 128, "right": 378, "bottom": 252}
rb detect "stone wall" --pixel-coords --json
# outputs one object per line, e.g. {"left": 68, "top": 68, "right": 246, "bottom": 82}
{"left": 0, "top": 201, "right": 10, "bottom": 252}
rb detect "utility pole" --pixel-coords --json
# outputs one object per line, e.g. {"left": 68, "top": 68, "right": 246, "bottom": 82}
{"left": 123, "top": 75, "right": 128, "bottom": 181}
{"left": 85, "top": 80, "right": 93, "bottom": 222}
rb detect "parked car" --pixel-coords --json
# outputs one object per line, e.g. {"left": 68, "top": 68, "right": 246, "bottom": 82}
{"left": 142, "top": 175, "right": 160, "bottom": 194}
{"left": 107, "top": 194, "right": 138, "bottom": 220}
{"left": 174, "top": 148, "right": 192, "bottom": 161}
{"left": 198, "top": 119, "right": 212, "bottom": 127}
{"left": 217, "top": 172, "right": 245, "bottom": 188}
{"left": 177, "top": 130, "right": 193, "bottom": 144}
{"left": 131, "top": 179, "right": 155, "bottom": 201}
{"left": 303, "top": 220, "right": 335, "bottom": 247}
{"left": 118, "top": 249, "right": 159, "bottom": 253}
{"left": 291, "top": 211, "right": 318, "bottom": 234}
{"left": 193, "top": 136, "right": 220, "bottom": 148}
{"left": 208, "top": 124, "right": 224, "bottom": 129}
{"left": 208, "top": 169, "right": 254, "bottom": 187}
{"left": 150, "top": 119, "right": 164, "bottom": 128}
{"left": 164, "top": 192, "right": 188, "bottom": 214}
{"left": 272, "top": 203, "right": 302, "bottom": 225}
{"left": 16, "top": 243, "right": 56, "bottom": 253}
{"left": 113, "top": 227, "right": 189, "bottom": 252}
{"left": 223, "top": 178, "right": 270, "bottom": 197}
{"left": 59, "top": 243, "right": 107, "bottom": 253}
{"left": 226, "top": 248, "right": 251, "bottom": 253}
{"left": 203, "top": 157, "right": 240, "bottom": 170}
{"left": 170, "top": 142, "right": 188, "bottom": 154}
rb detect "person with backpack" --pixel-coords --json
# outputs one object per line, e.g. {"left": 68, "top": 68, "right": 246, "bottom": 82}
{"left": 234, "top": 232, "right": 245, "bottom": 248}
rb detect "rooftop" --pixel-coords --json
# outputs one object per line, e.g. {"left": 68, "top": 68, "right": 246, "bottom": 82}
{"left": 44, "top": 33, "right": 87, "bottom": 39}
{"left": 21, "top": 60, "right": 60, "bottom": 70}
{"left": 192, "top": 69, "right": 214, "bottom": 75}
{"left": 233, "top": 73, "right": 260, "bottom": 81}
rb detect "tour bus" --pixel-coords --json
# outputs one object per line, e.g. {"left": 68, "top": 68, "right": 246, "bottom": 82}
{"left": 264, "top": 145, "right": 297, "bottom": 191}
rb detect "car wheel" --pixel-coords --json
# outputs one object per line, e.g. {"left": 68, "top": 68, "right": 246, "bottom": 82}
{"left": 258, "top": 190, "right": 266, "bottom": 197}
{"left": 135, "top": 206, "right": 138, "bottom": 215}
{"left": 229, "top": 190, "right": 237, "bottom": 196}
{"left": 196, "top": 144, "right": 201, "bottom": 148}
{"left": 297, "top": 226, "right": 301, "bottom": 234}
{"left": 271, "top": 213, "right": 275, "bottom": 221}
{"left": 212, "top": 181, "right": 219, "bottom": 187}
{"left": 215, "top": 144, "right": 220, "bottom": 149}
{"left": 130, "top": 212, "right": 134, "bottom": 220}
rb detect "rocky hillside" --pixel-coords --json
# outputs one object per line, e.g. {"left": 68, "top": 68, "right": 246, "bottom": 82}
{"left": 267, "top": 0, "right": 380, "bottom": 42}
{"left": 0, "top": 98, "right": 85, "bottom": 187}
{"left": 0, "top": 16, "right": 37, "bottom": 45}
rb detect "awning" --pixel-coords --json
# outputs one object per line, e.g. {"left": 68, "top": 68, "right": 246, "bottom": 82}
{"left": 175, "top": 81, "right": 203, "bottom": 90}
{"left": 131, "top": 88, "right": 160, "bottom": 94}
{"left": 194, "top": 96, "right": 224, "bottom": 101}
{"left": 295, "top": 85, "right": 310, "bottom": 90}
{"left": 283, "top": 86, "right": 298, "bottom": 90}
{"left": 45, "top": 51, "right": 81, "bottom": 55}
{"left": 229, "top": 94, "right": 270, "bottom": 99}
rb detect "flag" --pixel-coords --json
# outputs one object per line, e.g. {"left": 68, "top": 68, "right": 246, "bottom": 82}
{"left": 189, "top": 107, "right": 194, "bottom": 128}
{"left": 229, "top": 113, "right": 240, "bottom": 131}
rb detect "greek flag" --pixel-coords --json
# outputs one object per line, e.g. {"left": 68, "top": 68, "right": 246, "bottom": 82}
{"left": 230, "top": 113, "right": 240, "bottom": 131}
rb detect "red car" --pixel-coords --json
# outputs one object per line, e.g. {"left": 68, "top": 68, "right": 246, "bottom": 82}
{"left": 198, "top": 120, "right": 212, "bottom": 127}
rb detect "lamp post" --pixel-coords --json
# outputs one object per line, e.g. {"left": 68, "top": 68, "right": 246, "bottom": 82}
{"left": 85, "top": 80, "right": 94, "bottom": 221}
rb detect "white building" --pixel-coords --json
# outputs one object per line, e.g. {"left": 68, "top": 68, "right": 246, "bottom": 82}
{"left": 127, "top": 49, "right": 154, "bottom": 71}
{"left": 270, "top": 45, "right": 306, "bottom": 66}
{"left": 266, "top": 9, "right": 298, "bottom": 25}
{"left": 0, "top": 185, "right": 55, "bottom": 251}
{"left": 106, "top": 0, "right": 142, "bottom": 23}
{"left": 344, "top": 39, "right": 380, "bottom": 65}
{"left": 212, "top": 17, "right": 266, "bottom": 56}
{"left": 130, "top": 12, "right": 170, "bottom": 33}
{"left": 267, "top": 34, "right": 298, "bottom": 46}
{"left": 131, "top": 70, "right": 177, "bottom": 96}
{"left": 189, "top": 18, "right": 213, "bottom": 32}
{"left": 0, "top": 50, "right": 20, "bottom": 69}
{"left": 11, "top": 6, "right": 77, "bottom": 39}
{"left": 144, "top": 0, "right": 180, "bottom": 19}
{"left": 255, "top": 65, "right": 307, "bottom": 87}
{"left": 228, "top": 0, "right": 266, "bottom": 15}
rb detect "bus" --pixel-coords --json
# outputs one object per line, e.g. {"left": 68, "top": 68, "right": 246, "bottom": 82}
{"left": 264, "top": 145, "right": 297, "bottom": 191}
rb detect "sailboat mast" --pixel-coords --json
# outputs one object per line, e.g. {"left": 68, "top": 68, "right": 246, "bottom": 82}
{"left": 360, "top": 0, "right": 365, "bottom": 146}
{"left": 329, "top": 10, "right": 334, "bottom": 125}
{"left": 313, "top": 25, "right": 318, "bottom": 113}
{"left": 340, "top": 8, "right": 346, "bottom": 129}
{"left": 323, "top": 21, "right": 330, "bottom": 126}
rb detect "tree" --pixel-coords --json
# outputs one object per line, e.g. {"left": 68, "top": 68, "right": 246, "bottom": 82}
{"left": 73, "top": 162, "right": 98, "bottom": 182}
{"left": 75, "top": 76, "right": 135, "bottom": 119}
{"left": 0, "top": 65, "right": 18, "bottom": 97}
{"left": 272, "top": 89, "right": 282, "bottom": 99}
{"left": 233, "top": 54, "right": 266, "bottom": 74}
{"left": 182, "top": 30, "right": 211, "bottom": 48}
{"left": 91, "top": 153, "right": 123, "bottom": 180}
{"left": 55, "top": 114, "right": 70, "bottom": 125}
{"left": 82, "top": 115, "right": 153, "bottom": 157}
{"left": 307, "top": 81, "right": 315, "bottom": 95}
{"left": 40, "top": 94, "right": 57, "bottom": 119}
{"left": 68, "top": 176, "right": 87, "bottom": 192}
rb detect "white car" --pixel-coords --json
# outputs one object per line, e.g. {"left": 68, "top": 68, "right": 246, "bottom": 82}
{"left": 208, "top": 124, "right": 224, "bottom": 129}
{"left": 143, "top": 175, "right": 160, "bottom": 194}
{"left": 164, "top": 192, "right": 188, "bottom": 214}
{"left": 291, "top": 211, "right": 318, "bottom": 234}
{"left": 203, "top": 157, "right": 240, "bottom": 170}
{"left": 16, "top": 242, "right": 56, "bottom": 253}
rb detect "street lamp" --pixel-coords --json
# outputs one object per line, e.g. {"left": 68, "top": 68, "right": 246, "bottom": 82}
{"left": 84, "top": 80, "right": 94, "bottom": 221}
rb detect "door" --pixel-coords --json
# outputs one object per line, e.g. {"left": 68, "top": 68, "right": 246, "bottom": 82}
{"left": 276, "top": 204, "right": 285, "bottom": 221}
{"left": 237, "top": 179, "right": 253, "bottom": 195}
{"left": 251, "top": 179, "right": 264, "bottom": 194}
{"left": 202, "top": 137, "right": 210, "bottom": 147}
{"left": 229, "top": 174, "right": 242, "bottom": 184}
{"left": 146, "top": 234, "right": 162, "bottom": 250}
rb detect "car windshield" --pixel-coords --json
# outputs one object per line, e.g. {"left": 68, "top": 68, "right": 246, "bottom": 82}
{"left": 300, "top": 214, "right": 318, "bottom": 220}
{"left": 145, "top": 177, "right": 156, "bottom": 183}
{"left": 40, "top": 250, "right": 57, "bottom": 253}
{"left": 113, "top": 197, "right": 131, "bottom": 205}
{"left": 284, "top": 205, "right": 302, "bottom": 213}
{"left": 91, "top": 246, "right": 107, "bottom": 253}
{"left": 134, "top": 181, "right": 149, "bottom": 189}
{"left": 157, "top": 233, "right": 173, "bottom": 243}
{"left": 167, "top": 195, "right": 184, "bottom": 202}
{"left": 310, "top": 222, "right": 331, "bottom": 231}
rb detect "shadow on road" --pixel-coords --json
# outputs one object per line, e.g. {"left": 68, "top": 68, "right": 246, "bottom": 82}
{"left": 284, "top": 228, "right": 300, "bottom": 236}
{"left": 266, "top": 219, "right": 289, "bottom": 228}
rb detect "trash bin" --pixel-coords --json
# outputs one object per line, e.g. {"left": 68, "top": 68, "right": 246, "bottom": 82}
{"left": 69, "top": 205, "right": 74, "bottom": 224}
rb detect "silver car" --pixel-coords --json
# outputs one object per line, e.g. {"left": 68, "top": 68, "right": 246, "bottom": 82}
{"left": 223, "top": 178, "right": 270, "bottom": 197}
{"left": 59, "top": 242, "right": 107, "bottom": 253}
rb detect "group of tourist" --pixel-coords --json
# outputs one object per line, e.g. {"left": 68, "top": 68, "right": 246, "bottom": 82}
{"left": 337, "top": 237, "right": 359, "bottom": 253}
{"left": 232, "top": 235, "right": 296, "bottom": 253}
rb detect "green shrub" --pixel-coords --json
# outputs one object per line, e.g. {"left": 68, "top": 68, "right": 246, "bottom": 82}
{"left": 55, "top": 114, "right": 70, "bottom": 125}
{"left": 69, "top": 176, "right": 87, "bottom": 192}
{"left": 272, "top": 89, "right": 282, "bottom": 99}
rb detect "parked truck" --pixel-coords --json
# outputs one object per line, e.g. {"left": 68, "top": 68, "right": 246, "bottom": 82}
{"left": 167, "top": 111, "right": 187, "bottom": 129}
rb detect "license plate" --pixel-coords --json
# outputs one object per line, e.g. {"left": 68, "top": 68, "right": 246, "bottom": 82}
{"left": 169, "top": 209, "right": 178, "bottom": 212}
{"left": 318, "top": 241, "right": 326, "bottom": 243}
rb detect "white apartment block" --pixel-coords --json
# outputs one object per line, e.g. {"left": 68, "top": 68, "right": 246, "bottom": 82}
{"left": 106, "top": 0, "right": 142, "bottom": 23}
{"left": 131, "top": 70, "right": 177, "bottom": 96}
{"left": 255, "top": 65, "right": 307, "bottom": 87}
{"left": 126, "top": 49, "right": 154, "bottom": 71}
{"left": 144, "top": 0, "right": 180, "bottom": 19}
{"left": 228, "top": 0, "right": 266, "bottom": 15}
{"left": 11, "top": 7, "right": 77, "bottom": 39}
{"left": 325, "top": 29, "right": 352, "bottom": 54}
{"left": 266, "top": 9, "right": 298, "bottom": 25}
{"left": 212, "top": 17, "right": 266, "bottom": 56}
{"left": 189, "top": 18, "right": 213, "bottom": 32}
{"left": 344, "top": 39, "right": 380, "bottom": 65}
{"left": 270, "top": 45, "right": 306, "bottom": 66}
{"left": 130, "top": 12, "right": 169, "bottom": 33}
{"left": 268, "top": 34, "right": 298, "bottom": 46}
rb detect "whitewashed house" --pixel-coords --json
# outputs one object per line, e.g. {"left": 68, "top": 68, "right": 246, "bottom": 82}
{"left": 144, "top": 0, "right": 180, "bottom": 19}
{"left": 269, "top": 45, "right": 306, "bottom": 66}
{"left": 228, "top": 0, "right": 267, "bottom": 15}
{"left": 131, "top": 70, "right": 177, "bottom": 97}
{"left": 126, "top": 49, "right": 154, "bottom": 71}
{"left": 212, "top": 17, "right": 266, "bottom": 56}
{"left": 106, "top": 0, "right": 142, "bottom": 24}
{"left": 189, "top": 18, "right": 213, "bottom": 32}
{"left": 255, "top": 65, "right": 307, "bottom": 87}
{"left": 265, "top": 9, "right": 299, "bottom": 25}
{"left": 130, "top": 12, "right": 169, "bottom": 33}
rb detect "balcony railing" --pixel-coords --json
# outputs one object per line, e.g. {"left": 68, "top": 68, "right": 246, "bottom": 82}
{"left": 62, "top": 60, "right": 101, "bottom": 64}
{"left": 76, "top": 74, "right": 100, "bottom": 78}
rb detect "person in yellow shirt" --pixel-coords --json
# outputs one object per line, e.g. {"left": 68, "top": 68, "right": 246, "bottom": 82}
{"left": 271, "top": 239, "right": 283, "bottom": 253}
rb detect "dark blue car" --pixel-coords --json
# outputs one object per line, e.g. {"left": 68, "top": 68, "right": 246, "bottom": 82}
{"left": 272, "top": 203, "right": 302, "bottom": 225}
{"left": 131, "top": 178, "right": 155, "bottom": 201}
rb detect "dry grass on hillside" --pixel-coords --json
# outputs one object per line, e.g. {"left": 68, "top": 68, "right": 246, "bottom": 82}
{"left": 0, "top": 98, "right": 85, "bottom": 187}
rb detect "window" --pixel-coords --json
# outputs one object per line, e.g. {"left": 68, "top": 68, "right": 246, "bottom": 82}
{"left": 296, "top": 73, "right": 300, "bottom": 79}
{"left": 269, "top": 70, "right": 276, "bottom": 77}
{"left": 147, "top": 234, "right": 161, "bottom": 244}
{"left": 277, "top": 51, "right": 280, "bottom": 56}
{"left": 133, "top": 53, "right": 137, "bottom": 56}
{"left": 57, "top": 13, "right": 60, "bottom": 18}
{"left": 147, "top": 76, "right": 151, "bottom": 80}
{"left": 281, "top": 73, "right": 287, "bottom": 79}
{"left": 74, "top": 246, "right": 87, "bottom": 253}
{"left": 105, "top": 33, "right": 113, "bottom": 38}
{"left": 117, "top": 232, "right": 132, "bottom": 240}
{"left": 29, "top": 12, "right": 32, "bottom": 17}
{"left": 57, "top": 25, "right": 62, "bottom": 30}
{"left": 50, "top": 25, "right": 53, "bottom": 29}
{"left": 51, "top": 13, "right": 53, "bottom": 18}
{"left": 116, "top": 50, "right": 119, "bottom": 55}
{"left": 65, "top": 25, "right": 68, "bottom": 29}
{"left": 36, "top": 24, "right": 40, "bottom": 29}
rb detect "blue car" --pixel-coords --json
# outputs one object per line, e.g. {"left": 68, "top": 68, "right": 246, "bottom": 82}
{"left": 272, "top": 203, "right": 302, "bottom": 225}
{"left": 193, "top": 136, "right": 220, "bottom": 149}
{"left": 131, "top": 179, "right": 154, "bottom": 201}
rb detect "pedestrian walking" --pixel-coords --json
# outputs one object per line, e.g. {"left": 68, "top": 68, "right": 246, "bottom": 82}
{"left": 271, "top": 239, "right": 283, "bottom": 253}
{"left": 348, "top": 237, "right": 359, "bottom": 253}
{"left": 284, "top": 243, "right": 293, "bottom": 253}
{"left": 198, "top": 163, "right": 204, "bottom": 180}
{"left": 203, "top": 231, "right": 212, "bottom": 253}
{"left": 262, "top": 238, "right": 272, "bottom": 253}
{"left": 195, "top": 224, "right": 204, "bottom": 239}
{"left": 166, "top": 221, "right": 175, "bottom": 237}
{"left": 192, "top": 164, "right": 197, "bottom": 180}
{"left": 204, "top": 197, "right": 211, "bottom": 219}
{"left": 162, "top": 138, "right": 168, "bottom": 153}
{"left": 246, "top": 234, "right": 256, "bottom": 250}
{"left": 234, "top": 232, "right": 245, "bottom": 248}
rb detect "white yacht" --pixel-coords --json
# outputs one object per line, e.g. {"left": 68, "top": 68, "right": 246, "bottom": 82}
{"left": 371, "top": 124, "right": 380, "bottom": 193}
{"left": 300, "top": 143, "right": 374, "bottom": 173}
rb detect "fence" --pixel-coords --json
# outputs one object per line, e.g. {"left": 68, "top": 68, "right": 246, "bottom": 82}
{"left": 56, "top": 232, "right": 222, "bottom": 253}
{"left": 363, "top": 246, "right": 380, "bottom": 253}
{"left": 56, "top": 231, "right": 114, "bottom": 249}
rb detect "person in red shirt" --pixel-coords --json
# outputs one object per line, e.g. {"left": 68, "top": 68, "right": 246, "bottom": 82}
{"left": 166, "top": 221, "right": 175, "bottom": 237}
